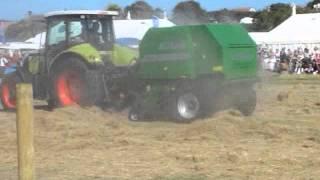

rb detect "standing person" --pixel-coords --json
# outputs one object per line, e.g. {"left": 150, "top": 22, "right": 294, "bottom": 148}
{"left": 0, "top": 54, "right": 9, "bottom": 77}
{"left": 296, "top": 48, "right": 304, "bottom": 74}
{"left": 279, "top": 48, "right": 288, "bottom": 73}
{"left": 268, "top": 48, "right": 276, "bottom": 71}
{"left": 280, "top": 48, "right": 287, "bottom": 62}
{"left": 274, "top": 49, "right": 281, "bottom": 72}
{"left": 262, "top": 48, "right": 269, "bottom": 70}
{"left": 287, "top": 49, "right": 295, "bottom": 74}
{"left": 11, "top": 50, "right": 22, "bottom": 66}
{"left": 303, "top": 48, "right": 313, "bottom": 73}
{"left": 313, "top": 47, "right": 320, "bottom": 74}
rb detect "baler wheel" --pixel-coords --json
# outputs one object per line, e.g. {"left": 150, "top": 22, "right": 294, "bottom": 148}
{"left": 171, "top": 92, "right": 200, "bottom": 122}
{"left": 236, "top": 88, "right": 257, "bottom": 116}
{"left": 128, "top": 107, "right": 140, "bottom": 121}
{"left": 128, "top": 99, "right": 144, "bottom": 121}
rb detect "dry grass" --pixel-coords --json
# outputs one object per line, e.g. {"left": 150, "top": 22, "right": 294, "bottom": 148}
{"left": 1, "top": 75, "right": 320, "bottom": 179}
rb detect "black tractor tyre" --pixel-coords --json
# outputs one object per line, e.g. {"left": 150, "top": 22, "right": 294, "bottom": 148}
{"left": 0, "top": 73, "right": 22, "bottom": 110}
{"left": 50, "top": 57, "right": 99, "bottom": 107}
{"left": 236, "top": 88, "right": 257, "bottom": 116}
{"left": 169, "top": 91, "right": 200, "bottom": 123}
{"left": 128, "top": 95, "right": 145, "bottom": 121}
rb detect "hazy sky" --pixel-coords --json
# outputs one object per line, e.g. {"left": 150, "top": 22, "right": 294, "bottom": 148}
{"left": 0, "top": 0, "right": 310, "bottom": 20}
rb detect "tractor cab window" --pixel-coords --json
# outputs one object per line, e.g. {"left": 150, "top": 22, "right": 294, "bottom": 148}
{"left": 47, "top": 20, "right": 66, "bottom": 46}
{"left": 86, "top": 20, "right": 104, "bottom": 46}
{"left": 68, "top": 21, "right": 84, "bottom": 42}
{"left": 47, "top": 16, "right": 115, "bottom": 51}
{"left": 66, "top": 17, "right": 114, "bottom": 50}
{"left": 85, "top": 18, "right": 114, "bottom": 50}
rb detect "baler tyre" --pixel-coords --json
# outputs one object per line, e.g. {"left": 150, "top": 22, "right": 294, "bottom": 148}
{"left": 0, "top": 73, "right": 22, "bottom": 110}
{"left": 171, "top": 92, "right": 200, "bottom": 122}
{"left": 51, "top": 57, "right": 93, "bottom": 107}
{"left": 128, "top": 97, "right": 144, "bottom": 121}
{"left": 237, "top": 88, "right": 257, "bottom": 116}
{"left": 128, "top": 107, "right": 140, "bottom": 121}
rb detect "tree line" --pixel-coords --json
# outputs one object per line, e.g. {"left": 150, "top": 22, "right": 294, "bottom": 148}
{"left": 5, "top": 0, "right": 320, "bottom": 41}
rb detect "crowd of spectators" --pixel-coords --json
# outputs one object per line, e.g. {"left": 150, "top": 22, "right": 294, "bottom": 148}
{"left": 259, "top": 47, "right": 320, "bottom": 74}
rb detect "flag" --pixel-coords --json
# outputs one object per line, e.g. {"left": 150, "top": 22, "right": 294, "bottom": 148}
{"left": 152, "top": 16, "right": 159, "bottom": 28}
{"left": 0, "top": 21, "right": 5, "bottom": 43}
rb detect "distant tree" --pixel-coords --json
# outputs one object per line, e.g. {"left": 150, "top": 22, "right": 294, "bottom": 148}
{"left": 106, "top": 3, "right": 122, "bottom": 12}
{"left": 208, "top": 9, "right": 254, "bottom": 23}
{"left": 251, "top": 3, "right": 291, "bottom": 32}
{"left": 307, "top": 0, "right": 320, "bottom": 9}
{"left": 172, "top": 0, "right": 209, "bottom": 25}
{"left": 5, "top": 15, "right": 45, "bottom": 42}
{"left": 105, "top": 3, "right": 124, "bottom": 19}
{"left": 124, "top": 1, "right": 154, "bottom": 19}
{"left": 296, "top": 5, "right": 311, "bottom": 14}
{"left": 154, "top": 8, "right": 164, "bottom": 18}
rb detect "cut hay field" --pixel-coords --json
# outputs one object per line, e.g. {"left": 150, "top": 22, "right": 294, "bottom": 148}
{"left": 1, "top": 75, "right": 320, "bottom": 179}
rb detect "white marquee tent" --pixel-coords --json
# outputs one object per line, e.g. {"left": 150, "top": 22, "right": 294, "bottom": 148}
{"left": 25, "top": 32, "right": 46, "bottom": 47}
{"left": 114, "top": 18, "right": 175, "bottom": 40}
{"left": 113, "top": 17, "right": 175, "bottom": 48}
{"left": 250, "top": 6, "right": 320, "bottom": 50}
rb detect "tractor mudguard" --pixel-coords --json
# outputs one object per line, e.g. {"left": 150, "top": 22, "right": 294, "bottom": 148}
{"left": 112, "top": 44, "right": 139, "bottom": 66}
{"left": 49, "top": 43, "right": 103, "bottom": 71}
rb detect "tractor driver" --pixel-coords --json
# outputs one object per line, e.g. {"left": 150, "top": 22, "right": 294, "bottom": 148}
{"left": 87, "top": 21, "right": 103, "bottom": 48}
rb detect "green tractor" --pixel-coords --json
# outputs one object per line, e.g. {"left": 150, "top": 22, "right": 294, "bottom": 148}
{"left": 0, "top": 10, "right": 137, "bottom": 109}
{"left": 0, "top": 10, "right": 258, "bottom": 122}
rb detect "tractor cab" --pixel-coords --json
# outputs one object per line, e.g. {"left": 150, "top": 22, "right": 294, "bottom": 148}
{"left": 44, "top": 10, "right": 118, "bottom": 59}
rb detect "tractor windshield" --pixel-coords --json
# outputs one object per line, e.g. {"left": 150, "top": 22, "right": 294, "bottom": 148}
{"left": 47, "top": 15, "right": 115, "bottom": 51}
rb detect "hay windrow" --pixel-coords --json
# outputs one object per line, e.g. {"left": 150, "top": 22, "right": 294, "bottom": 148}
{"left": 1, "top": 75, "right": 320, "bottom": 179}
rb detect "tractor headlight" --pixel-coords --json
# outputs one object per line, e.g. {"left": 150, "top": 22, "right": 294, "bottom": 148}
{"left": 88, "top": 55, "right": 101, "bottom": 63}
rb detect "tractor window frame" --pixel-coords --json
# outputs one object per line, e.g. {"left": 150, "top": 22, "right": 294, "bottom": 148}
{"left": 46, "top": 18, "right": 67, "bottom": 47}
{"left": 84, "top": 15, "right": 115, "bottom": 50}
{"left": 46, "top": 15, "right": 115, "bottom": 51}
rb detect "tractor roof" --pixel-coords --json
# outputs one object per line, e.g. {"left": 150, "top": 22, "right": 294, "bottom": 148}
{"left": 45, "top": 10, "right": 118, "bottom": 18}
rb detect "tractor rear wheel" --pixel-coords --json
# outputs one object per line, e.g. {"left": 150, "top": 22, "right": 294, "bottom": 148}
{"left": 0, "top": 73, "right": 22, "bottom": 110}
{"left": 51, "top": 57, "right": 94, "bottom": 107}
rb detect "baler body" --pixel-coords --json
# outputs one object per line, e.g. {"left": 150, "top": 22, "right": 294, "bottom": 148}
{"left": 138, "top": 24, "right": 257, "bottom": 80}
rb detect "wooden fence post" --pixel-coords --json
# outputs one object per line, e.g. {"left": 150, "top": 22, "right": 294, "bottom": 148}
{"left": 16, "top": 83, "right": 34, "bottom": 180}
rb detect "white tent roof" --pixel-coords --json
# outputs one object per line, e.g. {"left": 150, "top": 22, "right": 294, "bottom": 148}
{"left": 249, "top": 32, "right": 270, "bottom": 44}
{"left": 25, "top": 32, "right": 46, "bottom": 46}
{"left": 113, "top": 18, "right": 175, "bottom": 40}
{"left": 269, "top": 13, "right": 320, "bottom": 44}
{"left": 250, "top": 13, "right": 320, "bottom": 46}
{"left": 240, "top": 17, "right": 253, "bottom": 24}
{"left": 0, "top": 42, "right": 41, "bottom": 50}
